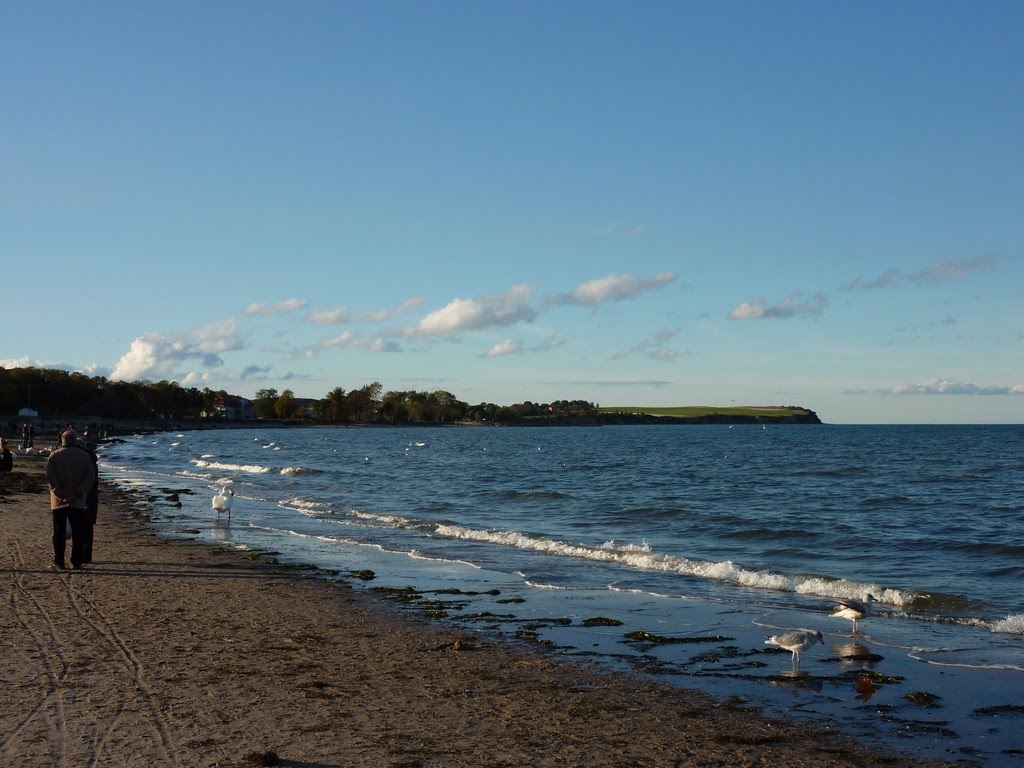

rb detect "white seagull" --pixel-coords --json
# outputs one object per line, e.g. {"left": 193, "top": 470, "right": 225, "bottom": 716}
{"left": 212, "top": 487, "right": 235, "bottom": 516}
{"left": 765, "top": 629, "right": 824, "bottom": 667}
{"left": 830, "top": 594, "right": 876, "bottom": 634}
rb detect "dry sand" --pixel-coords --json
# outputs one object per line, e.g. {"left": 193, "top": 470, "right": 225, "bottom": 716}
{"left": 0, "top": 457, "right": 948, "bottom": 768}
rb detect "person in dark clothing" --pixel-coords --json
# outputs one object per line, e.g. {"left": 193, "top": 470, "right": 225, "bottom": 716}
{"left": 80, "top": 431, "right": 99, "bottom": 564}
{"left": 46, "top": 429, "right": 96, "bottom": 570}
{"left": 0, "top": 438, "right": 12, "bottom": 472}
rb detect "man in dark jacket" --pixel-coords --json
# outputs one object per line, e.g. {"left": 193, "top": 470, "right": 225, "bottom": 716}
{"left": 46, "top": 429, "right": 96, "bottom": 570}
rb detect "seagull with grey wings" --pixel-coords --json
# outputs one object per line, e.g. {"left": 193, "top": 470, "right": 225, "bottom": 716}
{"left": 830, "top": 594, "right": 876, "bottom": 634}
{"left": 765, "top": 629, "right": 823, "bottom": 669}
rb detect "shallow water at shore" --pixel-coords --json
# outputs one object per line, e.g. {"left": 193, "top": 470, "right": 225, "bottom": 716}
{"left": 99, "top": 423, "right": 1024, "bottom": 763}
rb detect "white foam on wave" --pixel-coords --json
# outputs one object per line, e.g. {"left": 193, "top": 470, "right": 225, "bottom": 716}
{"left": 432, "top": 523, "right": 915, "bottom": 607}
{"left": 991, "top": 614, "right": 1024, "bottom": 634}
{"left": 794, "top": 577, "right": 910, "bottom": 607}
{"left": 280, "top": 498, "right": 334, "bottom": 514}
{"left": 280, "top": 466, "right": 312, "bottom": 476}
{"left": 408, "top": 551, "right": 482, "bottom": 569}
{"left": 192, "top": 459, "right": 273, "bottom": 474}
{"left": 522, "top": 580, "right": 576, "bottom": 591}
{"left": 349, "top": 509, "right": 422, "bottom": 528}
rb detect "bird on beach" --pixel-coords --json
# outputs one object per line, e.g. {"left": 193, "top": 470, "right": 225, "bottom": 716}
{"left": 212, "top": 487, "right": 235, "bottom": 517}
{"left": 830, "top": 594, "right": 875, "bottom": 634}
{"left": 765, "top": 629, "right": 824, "bottom": 668}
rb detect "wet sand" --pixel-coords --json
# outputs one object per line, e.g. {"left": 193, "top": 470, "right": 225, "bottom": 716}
{"left": 0, "top": 457, "right": 948, "bottom": 767}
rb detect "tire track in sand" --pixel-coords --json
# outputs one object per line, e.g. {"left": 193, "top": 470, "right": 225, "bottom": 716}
{"left": 0, "top": 541, "right": 72, "bottom": 768}
{"left": 63, "top": 572, "right": 177, "bottom": 767}
{"left": 2, "top": 544, "right": 175, "bottom": 767}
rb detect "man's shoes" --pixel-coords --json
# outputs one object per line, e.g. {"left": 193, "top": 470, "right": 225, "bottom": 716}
{"left": 50, "top": 562, "right": 66, "bottom": 571}
{"left": 71, "top": 564, "right": 83, "bottom": 570}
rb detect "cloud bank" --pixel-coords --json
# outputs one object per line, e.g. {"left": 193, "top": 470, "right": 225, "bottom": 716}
{"left": 729, "top": 292, "right": 828, "bottom": 319}
{"left": 408, "top": 284, "right": 536, "bottom": 337}
{"left": 245, "top": 298, "right": 308, "bottom": 316}
{"left": 547, "top": 272, "right": 677, "bottom": 308}
{"left": 111, "top": 319, "right": 245, "bottom": 381}
{"left": 842, "top": 254, "right": 997, "bottom": 291}
{"left": 884, "top": 378, "right": 1024, "bottom": 395}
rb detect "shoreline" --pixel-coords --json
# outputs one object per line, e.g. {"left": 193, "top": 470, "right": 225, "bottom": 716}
{"left": 1, "top": 457, "right": 947, "bottom": 767}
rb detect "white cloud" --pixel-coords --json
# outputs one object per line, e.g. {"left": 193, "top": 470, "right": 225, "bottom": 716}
{"left": 245, "top": 298, "right": 309, "bottom": 316}
{"left": 729, "top": 292, "right": 828, "bottom": 319}
{"left": 111, "top": 334, "right": 195, "bottom": 381}
{"left": 307, "top": 306, "right": 350, "bottom": 325}
{"left": 548, "top": 272, "right": 677, "bottom": 308}
{"left": 408, "top": 284, "right": 536, "bottom": 337}
{"left": 483, "top": 339, "right": 523, "bottom": 357}
{"left": 0, "top": 356, "right": 36, "bottom": 368}
{"left": 307, "top": 298, "right": 426, "bottom": 326}
{"left": 110, "top": 319, "right": 246, "bottom": 382}
{"left": 188, "top": 318, "right": 245, "bottom": 354}
{"left": 298, "top": 329, "right": 384, "bottom": 358}
{"left": 884, "top": 378, "right": 1024, "bottom": 395}
{"left": 319, "top": 331, "right": 361, "bottom": 350}
{"left": 0, "top": 358, "right": 109, "bottom": 377}
{"left": 369, "top": 338, "right": 401, "bottom": 353}
{"left": 180, "top": 371, "right": 212, "bottom": 386}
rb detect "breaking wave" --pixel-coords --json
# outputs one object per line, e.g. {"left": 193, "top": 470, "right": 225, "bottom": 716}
{"left": 431, "top": 523, "right": 914, "bottom": 607}
{"left": 192, "top": 459, "right": 273, "bottom": 474}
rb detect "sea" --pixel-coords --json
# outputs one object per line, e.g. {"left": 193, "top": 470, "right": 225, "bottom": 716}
{"left": 97, "top": 423, "right": 1024, "bottom": 764}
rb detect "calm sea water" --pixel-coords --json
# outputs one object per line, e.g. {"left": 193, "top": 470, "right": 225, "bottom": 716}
{"left": 99, "top": 423, "right": 1024, "bottom": 761}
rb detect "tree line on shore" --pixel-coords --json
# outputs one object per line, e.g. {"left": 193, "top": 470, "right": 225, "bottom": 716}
{"left": 0, "top": 366, "right": 599, "bottom": 425}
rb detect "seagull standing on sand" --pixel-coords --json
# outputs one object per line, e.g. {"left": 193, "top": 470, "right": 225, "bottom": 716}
{"left": 765, "top": 630, "right": 823, "bottom": 668}
{"left": 830, "top": 594, "right": 875, "bottom": 634}
{"left": 212, "top": 487, "right": 235, "bottom": 517}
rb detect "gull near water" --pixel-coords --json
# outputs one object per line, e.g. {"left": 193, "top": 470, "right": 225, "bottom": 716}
{"left": 830, "top": 594, "right": 875, "bottom": 634}
{"left": 212, "top": 487, "right": 235, "bottom": 517}
{"left": 765, "top": 629, "right": 824, "bottom": 667}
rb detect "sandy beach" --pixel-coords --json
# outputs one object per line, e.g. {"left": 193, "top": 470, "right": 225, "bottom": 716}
{"left": 1, "top": 455, "right": 948, "bottom": 768}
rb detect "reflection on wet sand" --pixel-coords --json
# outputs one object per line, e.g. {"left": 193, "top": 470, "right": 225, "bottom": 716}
{"left": 831, "top": 640, "right": 882, "bottom": 669}
{"left": 770, "top": 669, "right": 823, "bottom": 693}
{"left": 212, "top": 516, "right": 232, "bottom": 542}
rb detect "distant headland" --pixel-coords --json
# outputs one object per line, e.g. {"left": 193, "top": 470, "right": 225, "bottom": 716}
{"left": 0, "top": 364, "right": 821, "bottom": 431}
{"left": 500, "top": 405, "right": 823, "bottom": 427}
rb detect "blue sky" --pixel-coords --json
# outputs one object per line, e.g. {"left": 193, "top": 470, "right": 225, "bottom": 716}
{"left": 2, "top": 2, "right": 1022, "bottom": 424}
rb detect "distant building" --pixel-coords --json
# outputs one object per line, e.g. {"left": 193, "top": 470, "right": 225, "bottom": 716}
{"left": 18, "top": 407, "right": 39, "bottom": 419}
{"left": 212, "top": 395, "right": 256, "bottom": 420}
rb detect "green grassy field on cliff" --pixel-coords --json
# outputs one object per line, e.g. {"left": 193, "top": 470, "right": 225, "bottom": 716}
{"left": 598, "top": 405, "right": 813, "bottom": 418}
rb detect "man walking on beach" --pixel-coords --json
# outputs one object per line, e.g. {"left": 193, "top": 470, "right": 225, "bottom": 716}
{"left": 46, "top": 429, "right": 96, "bottom": 570}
